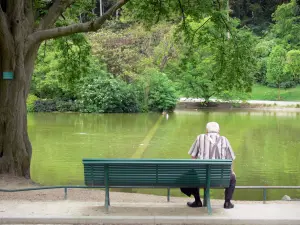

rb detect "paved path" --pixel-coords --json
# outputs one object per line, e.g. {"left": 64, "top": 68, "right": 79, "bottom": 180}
{"left": 1, "top": 200, "right": 300, "bottom": 224}
{"left": 180, "top": 98, "right": 300, "bottom": 106}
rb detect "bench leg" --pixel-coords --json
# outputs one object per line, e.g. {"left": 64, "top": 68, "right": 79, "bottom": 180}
{"left": 104, "top": 165, "right": 110, "bottom": 211}
{"left": 204, "top": 187, "right": 212, "bottom": 215}
{"left": 105, "top": 186, "right": 110, "bottom": 211}
{"left": 203, "top": 188, "right": 207, "bottom": 206}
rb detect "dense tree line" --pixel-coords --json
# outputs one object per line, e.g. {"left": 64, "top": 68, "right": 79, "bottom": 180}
{"left": 30, "top": 0, "right": 300, "bottom": 110}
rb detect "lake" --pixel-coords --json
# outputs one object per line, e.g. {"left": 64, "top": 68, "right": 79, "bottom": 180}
{"left": 28, "top": 110, "right": 300, "bottom": 200}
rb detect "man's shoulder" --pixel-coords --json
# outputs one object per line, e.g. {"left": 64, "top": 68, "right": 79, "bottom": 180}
{"left": 220, "top": 135, "right": 228, "bottom": 139}
{"left": 196, "top": 134, "right": 206, "bottom": 139}
{"left": 220, "top": 135, "right": 232, "bottom": 145}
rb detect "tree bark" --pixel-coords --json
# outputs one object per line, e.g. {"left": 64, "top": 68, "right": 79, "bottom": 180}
{"left": 0, "top": 42, "right": 39, "bottom": 177}
{"left": 0, "top": 79, "right": 31, "bottom": 177}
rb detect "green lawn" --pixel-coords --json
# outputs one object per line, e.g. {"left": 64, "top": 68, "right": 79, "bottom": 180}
{"left": 249, "top": 85, "right": 300, "bottom": 101}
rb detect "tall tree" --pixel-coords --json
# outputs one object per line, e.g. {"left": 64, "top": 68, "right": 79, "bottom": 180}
{"left": 285, "top": 50, "right": 300, "bottom": 83}
{"left": 0, "top": 0, "right": 127, "bottom": 177}
{"left": 0, "top": 0, "right": 244, "bottom": 177}
{"left": 272, "top": 0, "right": 300, "bottom": 49}
{"left": 166, "top": 17, "right": 256, "bottom": 102}
{"left": 266, "top": 45, "right": 291, "bottom": 100}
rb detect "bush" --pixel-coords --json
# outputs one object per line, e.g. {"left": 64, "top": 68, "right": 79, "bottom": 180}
{"left": 34, "top": 100, "right": 57, "bottom": 112}
{"left": 56, "top": 100, "right": 77, "bottom": 112}
{"left": 137, "top": 69, "right": 178, "bottom": 112}
{"left": 77, "top": 74, "right": 140, "bottom": 113}
{"left": 27, "top": 94, "right": 39, "bottom": 112}
{"left": 280, "top": 81, "right": 297, "bottom": 89}
{"left": 267, "top": 81, "right": 297, "bottom": 89}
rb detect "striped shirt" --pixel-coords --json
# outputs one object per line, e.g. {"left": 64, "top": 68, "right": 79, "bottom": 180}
{"left": 188, "top": 132, "right": 236, "bottom": 160}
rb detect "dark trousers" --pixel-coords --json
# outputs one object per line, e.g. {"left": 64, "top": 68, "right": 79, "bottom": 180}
{"left": 180, "top": 172, "right": 236, "bottom": 202}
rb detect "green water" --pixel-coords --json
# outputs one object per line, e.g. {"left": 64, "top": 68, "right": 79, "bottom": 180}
{"left": 28, "top": 110, "right": 300, "bottom": 200}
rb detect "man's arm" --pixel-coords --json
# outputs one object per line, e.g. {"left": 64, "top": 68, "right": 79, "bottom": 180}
{"left": 225, "top": 138, "right": 236, "bottom": 160}
{"left": 225, "top": 138, "right": 236, "bottom": 171}
{"left": 188, "top": 136, "right": 200, "bottom": 159}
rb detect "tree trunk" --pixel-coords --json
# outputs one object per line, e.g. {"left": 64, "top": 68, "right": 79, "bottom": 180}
{"left": 0, "top": 80, "right": 31, "bottom": 177}
{"left": 0, "top": 0, "right": 39, "bottom": 176}
{"left": 0, "top": 45, "right": 38, "bottom": 177}
{"left": 277, "top": 85, "right": 281, "bottom": 100}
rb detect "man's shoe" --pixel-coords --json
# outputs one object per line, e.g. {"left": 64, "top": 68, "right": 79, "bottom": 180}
{"left": 224, "top": 201, "right": 234, "bottom": 209}
{"left": 187, "top": 201, "right": 203, "bottom": 208}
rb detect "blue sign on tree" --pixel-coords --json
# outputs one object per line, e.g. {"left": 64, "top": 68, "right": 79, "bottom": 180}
{"left": 2, "top": 72, "right": 14, "bottom": 80}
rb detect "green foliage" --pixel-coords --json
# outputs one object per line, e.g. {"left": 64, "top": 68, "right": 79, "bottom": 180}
{"left": 27, "top": 97, "right": 78, "bottom": 113}
{"left": 266, "top": 45, "right": 289, "bottom": 86}
{"left": 77, "top": 73, "right": 140, "bottom": 113}
{"left": 88, "top": 21, "right": 177, "bottom": 80}
{"left": 32, "top": 33, "right": 94, "bottom": 100}
{"left": 285, "top": 50, "right": 300, "bottom": 83}
{"left": 230, "top": 0, "right": 286, "bottom": 34}
{"left": 138, "top": 69, "right": 178, "bottom": 112}
{"left": 88, "top": 22, "right": 144, "bottom": 79}
{"left": 272, "top": 0, "right": 300, "bottom": 50}
{"left": 254, "top": 39, "right": 276, "bottom": 84}
{"left": 29, "top": 0, "right": 300, "bottom": 109}
{"left": 27, "top": 94, "right": 39, "bottom": 112}
{"left": 125, "top": 0, "right": 231, "bottom": 30}
{"left": 56, "top": 100, "right": 77, "bottom": 112}
{"left": 217, "top": 90, "right": 250, "bottom": 103}
{"left": 266, "top": 45, "right": 292, "bottom": 99}
{"left": 166, "top": 17, "right": 256, "bottom": 102}
{"left": 54, "top": 33, "right": 92, "bottom": 85}
{"left": 251, "top": 0, "right": 300, "bottom": 91}
{"left": 34, "top": 100, "right": 57, "bottom": 112}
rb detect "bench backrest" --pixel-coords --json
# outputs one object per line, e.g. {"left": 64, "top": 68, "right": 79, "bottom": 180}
{"left": 82, "top": 159, "right": 232, "bottom": 188}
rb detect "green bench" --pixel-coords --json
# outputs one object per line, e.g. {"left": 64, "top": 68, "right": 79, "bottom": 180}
{"left": 82, "top": 159, "right": 232, "bottom": 214}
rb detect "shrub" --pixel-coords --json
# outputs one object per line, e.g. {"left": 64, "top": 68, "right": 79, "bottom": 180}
{"left": 77, "top": 74, "right": 140, "bottom": 113}
{"left": 34, "top": 100, "right": 57, "bottom": 112}
{"left": 137, "top": 69, "right": 178, "bottom": 112}
{"left": 27, "top": 94, "right": 39, "bottom": 112}
{"left": 267, "top": 81, "right": 297, "bottom": 89}
{"left": 56, "top": 100, "right": 77, "bottom": 112}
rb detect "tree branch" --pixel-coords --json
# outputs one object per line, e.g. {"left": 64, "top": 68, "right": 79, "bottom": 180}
{"left": 39, "top": 0, "right": 75, "bottom": 30}
{"left": 191, "top": 16, "right": 212, "bottom": 43}
{"left": 177, "top": 0, "right": 186, "bottom": 29}
{"left": 28, "top": 0, "right": 128, "bottom": 46}
{"left": 220, "top": 14, "right": 233, "bottom": 38}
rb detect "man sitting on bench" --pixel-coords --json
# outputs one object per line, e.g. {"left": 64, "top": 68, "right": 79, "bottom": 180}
{"left": 180, "top": 122, "right": 236, "bottom": 209}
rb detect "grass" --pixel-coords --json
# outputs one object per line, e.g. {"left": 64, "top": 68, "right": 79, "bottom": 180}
{"left": 250, "top": 84, "right": 300, "bottom": 101}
